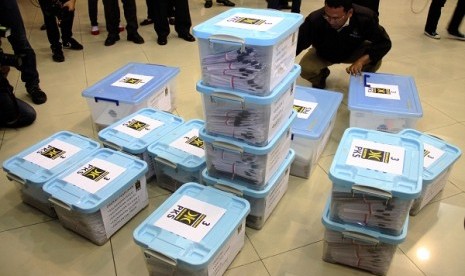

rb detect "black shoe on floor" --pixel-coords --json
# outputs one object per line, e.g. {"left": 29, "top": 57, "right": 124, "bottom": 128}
{"left": 40, "top": 24, "right": 46, "bottom": 31}
{"left": 157, "top": 36, "right": 168, "bottom": 46}
{"left": 52, "top": 48, "right": 65, "bottom": 62}
{"left": 312, "top": 68, "right": 330, "bottom": 89}
{"left": 168, "top": 17, "right": 175, "bottom": 25}
{"left": 63, "top": 38, "right": 83, "bottom": 50}
{"left": 140, "top": 18, "right": 153, "bottom": 26}
{"left": 127, "top": 33, "right": 145, "bottom": 44}
{"left": 178, "top": 33, "right": 195, "bottom": 42}
{"left": 105, "top": 34, "right": 120, "bottom": 46}
{"left": 217, "top": 0, "right": 235, "bottom": 6}
{"left": 26, "top": 84, "right": 47, "bottom": 105}
{"left": 447, "top": 30, "right": 465, "bottom": 41}
{"left": 204, "top": 0, "right": 213, "bottom": 8}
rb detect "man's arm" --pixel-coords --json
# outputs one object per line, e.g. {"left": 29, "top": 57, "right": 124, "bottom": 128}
{"left": 296, "top": 16, "right": 314, "bottom": 56}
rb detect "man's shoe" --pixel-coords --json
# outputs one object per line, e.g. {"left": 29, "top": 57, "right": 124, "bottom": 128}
{"left": 91, "top": 26, "right": 100, "bottom": 35}
{"left": 178, "top": 33, "right": 195, "bottom": 42}
{"left": 104, "top": 35, "right": 120, "bottom": 46}
{"left": 217, "top": 0, "right": 235, "bottom": 6}
{"left": 168, "top": 17, "right": 175, "bottom": 25}
{"left": 447, "top": 30, "right": 465, "bottom": 41}
{"left": 40, "top": 24, "right": 46, "bottom": 31}
{"left": 26, "top": 84, "right": 47, "bottom": 105}
{"left": 204, "top": 0, "right": 213, "bottom": 8}
{"left": 127, "top": 33, "right": 145, "bottom": 44}
{"left": 52, "top": 48, "right": 65, "bottom": 62}
{"left": 424, "top": 30, "right": 441, "bottom": 39}
{"left": 140, "top": 18, "right": 153, "bottom": 26}
{"left": 157, "top": 36, "right": 168, "bottom": 46}
{"left": 312, "top": 68, "right": 330, "bottom": 89}
{"left": 63, "top": 38, "right": 84, "bottom": 50}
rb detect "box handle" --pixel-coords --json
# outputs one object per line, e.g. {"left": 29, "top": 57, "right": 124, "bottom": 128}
{"left": 212, "top": 141, "right": 244, "bottom": 155}
{"left": 49, "top": 197, "right": 72, "bottom": 211}
{"left": 143, "top": 249, "right": 177, "bottom": 273}
{"left": 155, "top": 156, "right": 177, "bottom": 169}
{"left": 208, "top": 34, "right": 246, "bottom": 53}
{"left": 352, "top": 184, "right": 392, "bottom": 201}
{"left": 342, "top": 231, "right": 379, "bottom": 245}
{"left": 94, "top": 97, "right": 120, "bottom": 106}
{"left": 6, "top": 173, "right": 26, "bottom": 185}
{"left": 103, "top": 141, "right": 123, "bottom": 151}
{"left": 214, "top": 183, "right": 243, "bottom": 197}
{"left": 210, "top": 92, "right": 245, "bottom": 109}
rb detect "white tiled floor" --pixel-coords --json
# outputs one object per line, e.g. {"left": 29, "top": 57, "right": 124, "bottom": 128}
{"left": 1, "top": 0, "right": 464, "bottom": 275}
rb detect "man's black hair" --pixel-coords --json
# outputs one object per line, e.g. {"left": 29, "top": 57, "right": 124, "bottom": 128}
{"left": 325, "top": 0, "right": 353, "bottom": 12}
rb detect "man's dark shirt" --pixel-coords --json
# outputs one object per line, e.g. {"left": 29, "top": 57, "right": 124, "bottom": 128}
{"left": 296, "top": 4, "right": 391, "bottom": 64}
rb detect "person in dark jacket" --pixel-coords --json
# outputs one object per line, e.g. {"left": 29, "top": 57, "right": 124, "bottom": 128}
{"left": 296, "top": 0, "right": 391, "bottom": 89}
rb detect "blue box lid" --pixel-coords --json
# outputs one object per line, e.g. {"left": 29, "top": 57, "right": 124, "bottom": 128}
{"left": 321, "top": 198, "right": 408, "bottom": 244}
{"left": 193, "top": 8, "right": 303, "bottom": 46}
{"left": 196, "top": 65, "right": 300, "bottom": 104}
{"left": 292, "top": 86, "right": 343, "bottom": 139}
{"left": 42, "top": 148, "right": 148, "bottom": 213}
{"left": 399, "top": 129, "right": 462, "bottom": 183}
{"left": 348, "top": 72, "right": 423, "bottom": 117}
{"left": 98, "top": 108, "right": 184, "bottom": 154}
{"left": 147, "top": 119, "right": 206, "bottom": 171}
{"left": 329, "top": 128, "right": 423, "bottom": 199}
{"left": 199, "top": 110, "right": 296, "bottom": 155}
{"left": 2, "top": 131, "right": 100, "bottom": 186}
{"left": 82, "top": 63, "right": 179, "bottom": 104}
{"left": 133, "top": 182, "right": 250, "bottom": 268}
{"left": 202, "top": 149, "right": 295, "bottom": 198}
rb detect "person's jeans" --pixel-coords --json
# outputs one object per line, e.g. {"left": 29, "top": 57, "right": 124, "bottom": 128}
{"left": 0, "top": 0, "right": 40, "bottom": 86}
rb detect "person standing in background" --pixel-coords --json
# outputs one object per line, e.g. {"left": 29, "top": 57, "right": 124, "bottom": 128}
{"left": 0, "top": 0, "right": 47, "bottom": 104}
{"left": 102, "top": 0, "right": 145, "bottom": 46}
{"left": 424, "top": 0, "right": 465, "bottom": 40}
{"left": 152, "top": 0, "right": 195, "bottom": 45}
{"left": 204, "top": 0, "right": 235, "bottom": 8}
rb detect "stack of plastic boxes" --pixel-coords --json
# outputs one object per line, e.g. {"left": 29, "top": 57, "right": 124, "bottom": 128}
{"left": 348, "top": 72, "right": 423, "bottom": 133}
{"left": 322, "top": 127, "right": 424, "bottom": 275}
{"left": 2, "top": 131, "right": 100, "bottom": 217}
{"left": 193, "top": 8, "right": 303, "bottom": 230}
{"left": 98, "top": 108, "right": 184, "bottom": 180}
{"left": 399, "top": 129, "right": 461, "bottom": 215}
{"left": 290, "top": 86, "right": 343, "bottom": 178}
{"left": 82, "top": 62, "right": 179, "bottom": 129}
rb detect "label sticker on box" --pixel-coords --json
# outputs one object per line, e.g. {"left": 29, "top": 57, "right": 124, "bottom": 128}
{"left": 346, "top": 139, "right": 405, "bottom": 175}
{"left": 113, "top": 114, "right": 164, "bottom": 139}
{"left": 215, "top": 13, "right": 283, "bottom": 31}
{"left": 154, "top": 195, "right": 225, "bottom": 242}
{"left": 63, "top": 158, "right": 126, "bottom": 194}
{"left": 423, "top": 142, "right": 444, "bottom": 168}
{"left": 169, "top": 128, "right": 205, "bottom": 158}
{"left": 365, "top": 83, "right": 400, "bottom": 100}
{"left": 293, "top": 99, "right": 318, "bottom": 119}
{"left": 23, "top": 139, "right": 82, "bottom": 170}
{"left": 111, "top": 73, "right": 154, "bottom": 89}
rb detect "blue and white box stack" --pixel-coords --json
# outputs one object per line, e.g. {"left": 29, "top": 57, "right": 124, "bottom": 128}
{"left": 43, "top": 148, "right": 148, "bottom": 245}
{"left": 193, "top": 8, "right": 304, "bottom": 96}
{"left": 2, "top": 131, "right": 100, "bottom": 217}
{"left": 147, "top": 119, "right": 207, "bottom": 192}
{"left": 191, "top": 8, "right": 303, "bottom": 231}
{"left": 290, "top": 86, "right": 343, "bottom": 178}
{"left": 202, "top": 149, "right": 295, "bottom": 229}
{"left": 133, "top": 182, "right": 250, "bottom": 276}
{"left": 98, "top": 108, "right": 184, "bottom": 180}
{"left": 322, "top": 128, "right": 424, "bottom": 275}
{"left": 399, "top": 129, "right": 461, "bottom": 215}
{"left": 348, "top": 72, "right": 423, "bottom": 133}
{"left": 82, "top": 63, "right": 179, "bottom": 128}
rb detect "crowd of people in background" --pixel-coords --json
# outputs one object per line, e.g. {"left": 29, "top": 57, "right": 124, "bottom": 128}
{"left": 0, "top": 0, "right": 464, "bottom": 129}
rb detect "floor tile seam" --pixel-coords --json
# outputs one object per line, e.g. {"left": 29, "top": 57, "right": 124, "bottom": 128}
{"left": 397, "top": 246, "right": 428, "bottom": 276}
{"left": 257, "top": 239, "right": 324, "bottom": 261}
{"left": 0, "top": 218, "right": 57, "bottom": 234}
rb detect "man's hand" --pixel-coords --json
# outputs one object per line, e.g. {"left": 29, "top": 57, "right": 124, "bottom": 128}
{"left": 346, "top": 54, "right": 370, "bottom": 76}
{"left": 62, "top": 0, "right": 76, "bottom": 11}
